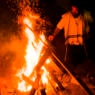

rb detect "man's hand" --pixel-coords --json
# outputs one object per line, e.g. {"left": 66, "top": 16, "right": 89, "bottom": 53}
{"left": 48, "top": 27, "right": 60, "bottom": 41}
{"left": 48, "top": 35, "right": 54, "bottom": 41}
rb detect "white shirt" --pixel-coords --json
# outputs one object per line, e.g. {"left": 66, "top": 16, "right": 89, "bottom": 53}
{"left": 57, "top": 12, "right": 85, "bottom": 45}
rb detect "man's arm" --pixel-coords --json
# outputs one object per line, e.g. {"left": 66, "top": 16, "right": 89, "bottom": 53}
{"left": 52, "top": 27, "right": 61, "bottom": 37}
{"left": 48, "top": 13, "right": 66, "bottom": 41}
{"left": 48, "top": 27, "right": 61, "bottom": 41}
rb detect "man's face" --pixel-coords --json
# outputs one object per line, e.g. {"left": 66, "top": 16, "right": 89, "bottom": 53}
{"left": 71, "top": 6, "right": 79, "bottom": 17}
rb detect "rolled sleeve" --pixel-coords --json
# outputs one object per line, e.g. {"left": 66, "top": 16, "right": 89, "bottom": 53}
{"left": 57, "top": 14, "right": 67, "bottom": 29}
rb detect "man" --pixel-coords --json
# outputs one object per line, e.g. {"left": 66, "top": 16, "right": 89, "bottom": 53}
{"left": 48, "top": 2, "right": 92, "bottom": 71}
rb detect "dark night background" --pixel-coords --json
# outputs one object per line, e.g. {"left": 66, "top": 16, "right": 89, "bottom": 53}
{"left": 0, "top": 0, "right": 95, "bottom": 77}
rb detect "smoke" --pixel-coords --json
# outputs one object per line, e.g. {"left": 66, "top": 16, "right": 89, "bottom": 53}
{"left": 0, "top": 29, "right": 27, "bottom": 83}
{"left": 0, "top": 0, "right": 29, "bottom": 87}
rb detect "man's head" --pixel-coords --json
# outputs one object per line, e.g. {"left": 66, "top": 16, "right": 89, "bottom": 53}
{"left": 71, "top": 2, "right": 82, "bottom": 18}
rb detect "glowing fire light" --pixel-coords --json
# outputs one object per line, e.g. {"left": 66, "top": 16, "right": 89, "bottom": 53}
{"left": 45, "top": 58, "right": 51, "bottom": 64}
{"left": 18, "top": 80, "right": 32, "bottom": 92}
{"left": 16, "top": 14, "right": 48, "bottom": 92}
{"left": 23, "top": 17, "right": 32, "bottom": 28}
{"left": 41, "top": 66, "right": 49, "bottom": 84}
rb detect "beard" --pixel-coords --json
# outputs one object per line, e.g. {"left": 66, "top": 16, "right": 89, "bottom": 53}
{"left": 71, "top": 12, "right": 80, "bottom": 18}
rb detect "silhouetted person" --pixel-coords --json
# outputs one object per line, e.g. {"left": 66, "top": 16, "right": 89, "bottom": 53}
{"left": 48, "top": 1, "right": 93, "bottom": 72}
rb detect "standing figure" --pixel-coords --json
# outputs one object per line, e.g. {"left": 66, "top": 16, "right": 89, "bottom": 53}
{"left": 48, "top": 2, "right": 92, "bottom": 72}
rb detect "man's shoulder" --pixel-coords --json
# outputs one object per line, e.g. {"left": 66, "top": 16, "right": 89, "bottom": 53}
{"left": 62, "top": 11, "right": 71, "bottom": 18}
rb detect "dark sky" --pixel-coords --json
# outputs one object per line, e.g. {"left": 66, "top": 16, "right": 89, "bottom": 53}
{"left": 43, "top": 0, "right": 95, "bottom": 12}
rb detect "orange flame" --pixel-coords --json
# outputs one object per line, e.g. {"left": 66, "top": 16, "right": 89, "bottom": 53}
{"left": 16, "top": 13, "right": 48, "bottom": 92}
{"left": 23, "top": 17, "right": 32, "bottom": 28}
{"left": 41, "top": 66, "right": 49, "bottom": 84}
{"left": 18, "top": 80, "right": 32, "bottom": 92}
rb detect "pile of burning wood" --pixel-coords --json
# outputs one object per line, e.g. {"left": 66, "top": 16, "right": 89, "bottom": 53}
{"left": 0, "top": 1, "right": 94, "bottom": 94}
{"left": 0, "top": 48, "right": 91, "bottom": 95}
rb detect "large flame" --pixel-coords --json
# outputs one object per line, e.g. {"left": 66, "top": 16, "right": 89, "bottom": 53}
{"left": 16, "top": 13, "right": 47, "bottom": 92}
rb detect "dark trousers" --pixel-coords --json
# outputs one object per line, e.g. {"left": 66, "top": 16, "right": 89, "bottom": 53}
{"left": 65, "top": 45, "right": 86, "bottom": 71}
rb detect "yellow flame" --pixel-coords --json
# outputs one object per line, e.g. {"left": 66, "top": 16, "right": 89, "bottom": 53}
{"left": 45, "top": 58, "right": 51, "bottom": 64}
{"left": 17, "top": 15, "right": 46, "bottom": 92}
{"left": 41, "top": 66, "right": 49, "bottom": 84}
{"left": 18, "top": 80, "right": 32, "bottom": 92}
{"left": 23, "top": 17, "right": 32, "bottom": 28}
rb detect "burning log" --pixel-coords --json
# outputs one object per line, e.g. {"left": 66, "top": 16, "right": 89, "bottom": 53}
{"left": 32, "top": 87, "right": 46, "bottom": 95}
{"left": 29, "top": 88, "right": 36, "bottom": 95}
{"left": 45, "top": 65, "right": 65, "bottom": 91}
{"left": 27, "top": 37, "right": 91, "bottom": 95}
{"left": 22, "top": 66, "right": 65, "bottom": 95}
{"left": 22, "top": 73, "right": 41, "bottom": 95}
{"left": 22, "top": 69, "right": 47, "bottom": 95}
{"left": 22, "top": 74, "right": 34, "bottom": 86}
{"left": 51, "top": 52, "right": 92, "bottom": 95}
{"left": 22, "top": 73, "right": 41, "bottom": 89}
{"left": 33, "top": 47, "right": 52, "bottom": 71}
